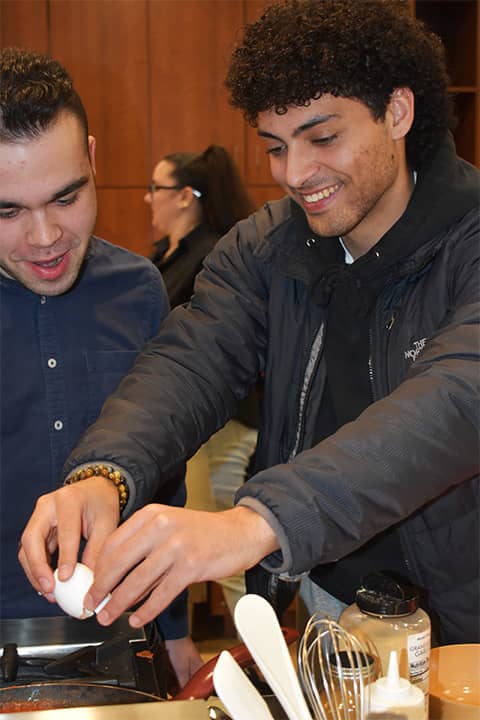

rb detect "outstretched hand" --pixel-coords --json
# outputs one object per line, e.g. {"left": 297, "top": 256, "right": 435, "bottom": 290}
{"left": 18, "top": 476, "right": 120, "bottom": 601}
{"left": 83, "top": 504, "right": 279, "bottom": 628}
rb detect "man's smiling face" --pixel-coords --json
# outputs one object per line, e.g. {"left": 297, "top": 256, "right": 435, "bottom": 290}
{"left": 258, "top": 93, "right": 412, "bottom": 257}
{"left": 0, "top": 111, "right": 97, "bottom": 296}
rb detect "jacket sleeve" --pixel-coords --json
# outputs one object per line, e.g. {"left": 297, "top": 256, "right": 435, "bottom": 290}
{"left": 62, "top": 214, "right": 270, "bottom": 511}
{"left": 237, "top": 211, "right": 480, "bottom": 576}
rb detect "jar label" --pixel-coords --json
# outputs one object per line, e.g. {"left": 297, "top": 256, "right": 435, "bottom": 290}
{"left": 407, "top": 630, "right": 430, "bottom": 684}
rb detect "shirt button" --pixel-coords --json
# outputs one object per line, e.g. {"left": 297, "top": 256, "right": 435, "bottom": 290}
{"left": 40, "top": 296, "right": 46, "bottom": 305}
{"left": 54, "top": 420, "right": 63, "bottom": 431}
{"left": 47, "top": 358, "right": 57, "bottom": 368}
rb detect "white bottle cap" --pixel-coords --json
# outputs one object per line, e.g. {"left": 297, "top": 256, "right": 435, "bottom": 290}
{"left": 369, "top": 650, "right": 425, "bottom": 711}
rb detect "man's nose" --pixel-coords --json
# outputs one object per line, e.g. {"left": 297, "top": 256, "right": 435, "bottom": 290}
{"left": 285, "top": 146, "right": 317, "bottom": 189}
{"left": 27, "top": 210, "right": 62, "bottom": 247}
{"left": 144, "top": 191, "right": 151, "bottom": 204}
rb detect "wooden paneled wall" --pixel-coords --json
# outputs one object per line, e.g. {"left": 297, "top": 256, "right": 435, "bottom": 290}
{"left": 0, "top": 0, "right": 283, "bottom": 257}
{"left": 1, "top": 1, "right": 477, "bottom": 255}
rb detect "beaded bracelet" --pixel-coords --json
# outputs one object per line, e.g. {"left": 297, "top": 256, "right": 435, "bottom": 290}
{"left": 65, "top": 464, "right": 129, "bottom": 512}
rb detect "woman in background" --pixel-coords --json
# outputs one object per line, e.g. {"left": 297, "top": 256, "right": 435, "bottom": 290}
{"left": 145, "top": 144, "right": 260, "bottom": 628}
{"left": 146, "top": 144, "right": 254, "bottom": 306}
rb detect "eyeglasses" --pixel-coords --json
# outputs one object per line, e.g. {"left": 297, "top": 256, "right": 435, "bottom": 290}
{"left": 147, "top": 183, "right": 202, "bottom": 198}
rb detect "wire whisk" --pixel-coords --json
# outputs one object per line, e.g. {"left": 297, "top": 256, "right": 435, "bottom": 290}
{"left": 298, "top": 615, "right": 378, "bottom": 720}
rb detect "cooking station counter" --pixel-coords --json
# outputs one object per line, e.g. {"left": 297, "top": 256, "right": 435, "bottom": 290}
{"left": 0, "top": 616, "right": 289, "bottom": 717}
{"left": 0, "top": 699, "right": 210, "bottom": 719}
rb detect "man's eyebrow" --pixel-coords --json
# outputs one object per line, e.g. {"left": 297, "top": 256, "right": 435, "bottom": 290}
{"left": 0, "top": 199, "right": 21, "bottom": 209}
{"left": 0, "top": 176, "right": 90, "bottom": 210}
{"left": 258, "top": 113, "right": 339, "bottom": 141}
{"left": 50, "top": 176, "right": 90, "bottom": 201}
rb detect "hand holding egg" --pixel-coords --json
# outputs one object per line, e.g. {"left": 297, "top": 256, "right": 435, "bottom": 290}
{"left": 53, "top": 562, "right": 110, "bottom": 620}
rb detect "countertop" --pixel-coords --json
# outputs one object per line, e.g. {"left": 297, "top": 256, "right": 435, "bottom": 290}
{"left": 0, "top": 699, "right": 209, "bottom": 719}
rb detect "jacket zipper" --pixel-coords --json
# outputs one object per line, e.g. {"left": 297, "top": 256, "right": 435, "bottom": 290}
{"left": 370, "top": 306, "right": 416, "bottom": 581}
{"left": 288, "top": 322, "right": 325, "bottom": 461}
{"left": 368, "top": 326, "right": 376, "bottom": 402}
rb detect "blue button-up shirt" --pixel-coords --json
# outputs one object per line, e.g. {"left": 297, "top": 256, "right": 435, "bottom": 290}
{"left": 1, "top": 237, "right": 185, "bottom": 633}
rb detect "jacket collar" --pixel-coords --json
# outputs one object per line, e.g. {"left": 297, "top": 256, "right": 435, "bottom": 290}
{"left": 154, "top": 223, "right": 216, "bottom": 264}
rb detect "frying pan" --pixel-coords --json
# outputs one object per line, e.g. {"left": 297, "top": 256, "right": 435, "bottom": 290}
{"left": 0, "top": 681, "right": 161, "bottom": 713}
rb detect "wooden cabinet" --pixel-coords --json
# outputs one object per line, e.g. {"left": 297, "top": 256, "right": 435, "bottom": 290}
{"left": 148, "top": 0, "right": 245, "bottom": 166}
{"left": 0, "top": 0, "right": 270, "bottom": 253}
{"left": 47, "top": 0, "right": 152, "bottom": 251}
{"left": 243, "top": 0, "right": 285, "bottom": 204}
{"left": 96, "top": 187, "right": 152, "bottom": 257}
{"left": 0, "top": 0, "right": 48, "bottom": 52}
{"left": 0, "top": 0, "right": 477, "bottom": 255}
{"left": 412, "top": 0, "right": 479, "bottom": 167}
{"left": 49, "top": 0, "right": 150, "bottom": 188}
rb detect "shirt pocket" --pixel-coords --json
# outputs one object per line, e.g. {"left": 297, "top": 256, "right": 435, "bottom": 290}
{"left": 84, "top": 350, "right": 139, "bottom": 426}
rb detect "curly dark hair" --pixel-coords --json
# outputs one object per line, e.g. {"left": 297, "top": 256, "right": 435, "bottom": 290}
{"left": 225, "top": 0, "right": 454, "bottom": 169}
{"left": 0, "top": 47, "right": 88, "bottom": 145}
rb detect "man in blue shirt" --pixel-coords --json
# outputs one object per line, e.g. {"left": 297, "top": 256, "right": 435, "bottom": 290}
{"left": 0, "top": 47, "right": 202, "bottom": 687}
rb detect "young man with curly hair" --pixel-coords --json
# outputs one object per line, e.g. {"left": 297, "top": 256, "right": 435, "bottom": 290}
{"left": 20, "top": 0, "right": 479, "bottom": 646}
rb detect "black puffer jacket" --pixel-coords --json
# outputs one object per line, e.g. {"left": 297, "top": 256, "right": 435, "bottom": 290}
{"left": 65, "top": 135, "right": 479, "bottom": 643}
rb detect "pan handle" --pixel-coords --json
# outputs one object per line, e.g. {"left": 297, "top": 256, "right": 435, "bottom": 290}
{"left": 173, "top": 626, "right": 299, "bottom": 701}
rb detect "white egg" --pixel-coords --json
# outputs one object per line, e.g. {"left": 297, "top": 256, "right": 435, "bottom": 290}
{"left": 53, "top": 562, "right": 95, "bottom": 620}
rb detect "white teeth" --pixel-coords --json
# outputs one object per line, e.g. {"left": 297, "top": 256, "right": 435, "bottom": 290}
{"left": 35, "top": 257, "right": 62, "bottom": 268}
{"left": 304, "top": 184, "right": 339, "bottom": 203}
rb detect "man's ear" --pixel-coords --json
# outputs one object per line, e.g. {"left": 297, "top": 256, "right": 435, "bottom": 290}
{"left": 388, "top": 87, "right": 415, "bottom": 140}
{"left": 88, "top": 135, "right": 97, "bottom": 175}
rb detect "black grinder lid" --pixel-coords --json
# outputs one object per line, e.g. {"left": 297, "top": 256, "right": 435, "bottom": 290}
{"left": 356, "top": 571, "right": 419, "bottom": 616}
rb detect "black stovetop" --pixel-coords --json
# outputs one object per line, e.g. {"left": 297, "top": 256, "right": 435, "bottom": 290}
{"left": 0, "top": 614, "right": 167, "bottom": 697}
{"left": 0, "top": 614, "right": 146, "bottom": 658}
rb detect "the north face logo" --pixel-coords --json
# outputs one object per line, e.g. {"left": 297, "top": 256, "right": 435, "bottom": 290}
{"left": 404, "top": 337, "right": 427, "bottom": 362}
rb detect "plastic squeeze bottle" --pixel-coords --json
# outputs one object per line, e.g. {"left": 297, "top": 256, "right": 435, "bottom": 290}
{"left": 367, "top": 650, "right": 426, "bottom": 720}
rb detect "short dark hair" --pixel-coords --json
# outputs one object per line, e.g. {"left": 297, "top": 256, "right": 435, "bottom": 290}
{"left": 226, "top": 0, "right": 454, "bottom": 169}
{"left": 0, "top": 47, "right": 88, "bottom": 145}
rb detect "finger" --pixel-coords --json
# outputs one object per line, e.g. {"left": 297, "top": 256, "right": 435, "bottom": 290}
{"left": 46, "top": 527, "right": 59, "bottom": 556}
{"left": 81, "top": 527, "right": 115, "bottom": 572}
{"left": 85, "top": 524, "right": 166, "bottom": 615}
{"left": 98, "top": 504, "right": 162, "bottom": 555}
{"left": 80, "top": 509, "right": 119, "bottom": 571}
{"left": 17, "top": 546, "right": 50, "bottom": 599}
{"left": 90, "top": 527, "right": 178, "bottom": 625}
{"left": 19, "top": 496, "right": 59, "bottom": 595}
{"left": 55, "top": 477, "right": 116, "bottom": 578}
{"left": 19, "top": 527, "right": 59, "bottom": 603}
{"left": 55, "top": 485, "right": 85, "bottom": 580}
{"left": 103, "top": 530, "right": 198, "bottom": 628}
{"left": 86, "top": 506, "right": 166, "bottom": 604}
{"left": 129, "top": 566, "right": 188, "bottom": 628}
{"left": 93, "top": 559, "right": 170, "bottom": 626}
